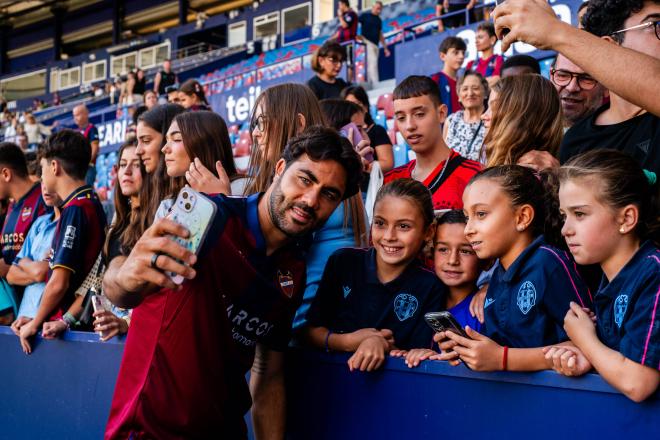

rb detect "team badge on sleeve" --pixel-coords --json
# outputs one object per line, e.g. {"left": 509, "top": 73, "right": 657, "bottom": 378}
{"left": 394, "top": 293, "right": 418, "bottom": 321}
{"left": 614, "top": 294, "right": 629, "bottom": 328}
{"left": 517, "top": 281, "right": 537, "bottom": 315}
{"left": 277, "top": 270, "right": 294, "bottom": 298}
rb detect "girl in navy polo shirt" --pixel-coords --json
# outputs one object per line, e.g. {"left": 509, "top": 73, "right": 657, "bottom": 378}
{"left": 433, "top": 165, "right": 591, "bottom": 371}
{"left": 545, "top": 151, "right": 659, "bottom": 402}
{"left": 304, "top": 179, "right": 447, "bottom": 372}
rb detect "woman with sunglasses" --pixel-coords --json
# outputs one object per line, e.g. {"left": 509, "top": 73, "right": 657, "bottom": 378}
{"left": 307, "top": 40, "right": 351, "bottom": 100}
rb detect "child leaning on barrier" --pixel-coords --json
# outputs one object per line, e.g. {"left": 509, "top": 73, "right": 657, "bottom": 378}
{"left": 545, "top": 151, "right": 660, "bottom": 402}
{"left": 303, "top": 179, "right": 447, "bottom": 372}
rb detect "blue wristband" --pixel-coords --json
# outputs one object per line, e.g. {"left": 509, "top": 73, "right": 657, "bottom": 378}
{"left": 325, "top": 330, "right": 333, "bottom": 352}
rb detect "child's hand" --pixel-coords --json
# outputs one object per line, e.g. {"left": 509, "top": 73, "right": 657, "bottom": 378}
{"left": 445, "top": 326, "right": 503, "bottom": 371}
{"left": 42, "top": 320, "right": 68, "bottom": 339}
{"left": 390, "top": 349, "right": 408, "bottom": 357}
{"left": 433, "top": 330, "right": 458, "bottom": 352}
{"left": 11, "top": 316, "right": 32, "bottom": 336}
{"left": 18, "top": 320, "right": 40, "bottom": 354}
{"left": 564, "top": 302, "right": 598, "bottom": 347}
{"left": 403, "top": 349, "right": 438, "bottom": 368}
{"left": 347, "top": 335, "right": 390, "bottom": 372}
{"left": 428, "top": 350, "right": 462, "bottom": 366}
{"left": 346, "top": 328, "right": 393, "bottom": 349}
{"left": 543, "top": 345, "right": 592, "bottom": 377}
{"left": 469, "top": 286, "right": 487, "bottom": 324}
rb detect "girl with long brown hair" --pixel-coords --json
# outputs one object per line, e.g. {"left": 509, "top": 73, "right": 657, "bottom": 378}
{"left": 481, "top": 74, "right": 563, "bottom": 167}
{"left": 162, "top": 111, "right": 240, "bottom": 194}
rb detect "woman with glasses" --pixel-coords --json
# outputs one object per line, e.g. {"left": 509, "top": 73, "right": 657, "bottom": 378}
{"left": 307, "top": 40, "right": 351, "bottom": 100}
{"left": 443, "top": 71, "right": 489, "bottom": 162}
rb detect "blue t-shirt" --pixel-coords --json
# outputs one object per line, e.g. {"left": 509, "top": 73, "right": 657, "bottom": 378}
{"left": 448, "top": 291, "right": 482, "bottom": 332}
{"left": 594, "top": 241, "right": 660, "bottom": 369}
{"left": 483, "top": 236, "right": 592, "bottom": 348}
{"left": 293, "top": 202, "right": 357, "bottom": 329}
{"left": 306, "top": 247, "right": 447, "bottom": 350}
{"left": 13, "top": 212, "right": 58, "bottom": 318}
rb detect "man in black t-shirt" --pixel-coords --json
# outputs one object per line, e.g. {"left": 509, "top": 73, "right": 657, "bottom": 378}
{"left": 153, "top": 59, "right": 178, "bottom": 97}
{"left": 560, "top": 1, "right": 659, "bottom": 173}
{"left": 359, "top": 1, "right": 391, "bottom": 86}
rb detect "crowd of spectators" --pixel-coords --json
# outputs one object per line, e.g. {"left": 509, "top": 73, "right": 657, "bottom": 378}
{"left": 0, "top": 0, "right": 659, "bottom": 438}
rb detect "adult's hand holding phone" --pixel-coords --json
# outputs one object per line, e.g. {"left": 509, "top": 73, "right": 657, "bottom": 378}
{"left": 493, "top": 0, "right": 564, "bottom": 52}
{"left": 118, "top": 218, "right": 197, "bottom": 295}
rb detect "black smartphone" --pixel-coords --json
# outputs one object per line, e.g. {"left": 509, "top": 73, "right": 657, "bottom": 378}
{"left": 424, "top": 311, "right": 470, "bottom": 339}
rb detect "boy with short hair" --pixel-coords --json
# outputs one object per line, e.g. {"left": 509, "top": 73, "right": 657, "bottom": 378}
{"left": 9, "top": 183, "right": 61, "bottom": 332}
{"left": 431, "top": 36, "right": 467, "bottom": 115}
{"left": 0, "top": 142, "right": 49, "bottom": 324}
{"left": 384, "top": 75, "right": 480, "bottom": 210}
{"left": 17, "top": 129, "right": 106, "bottom": 354}
{"left": 466, "top": 22, "right": 504, "bottom": 87}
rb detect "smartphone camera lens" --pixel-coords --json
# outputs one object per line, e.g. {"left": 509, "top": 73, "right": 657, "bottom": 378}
{"left": 185, "top": 203, "right": 192, "bottom": 210}
{"left": 182, "top": 192, "right": 189, "bottom": 199}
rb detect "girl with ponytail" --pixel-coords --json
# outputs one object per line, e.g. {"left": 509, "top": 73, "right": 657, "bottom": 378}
{"left": 432, "top": 165, "right": 591, "bottom": 372}
{"left": 546, "top": 150, "right": 659, "bottom": 402}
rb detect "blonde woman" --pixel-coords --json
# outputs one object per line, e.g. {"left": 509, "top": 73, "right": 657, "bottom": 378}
{"left": 480, "top": 74, "right": 563, "bottom": 167}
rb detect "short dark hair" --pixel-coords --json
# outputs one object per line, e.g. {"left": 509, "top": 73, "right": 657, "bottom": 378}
{"left": 476, "top": 22, "right": 497, "bottom": 38}
{"left": 339, "top": 0, "right": 350, "bottom": 6}
{"left": 501, "top": 55, "right": 541, "bottom": 75}
{"left": 319, "top": 98, "right": 363, "bottom": 130}
{"left": 393, "top": 75, "right": 441, "bottom": 107}
{"left": 24, "top": 151, "right": 40, "bottom": 177}
{"left": 578, "top": 1, "right": 590, "bottom": 13}
{"left": 583, "top": 0, "right": 656, "bottom": 43}
{"left": 281, "top": 125, "right": 362, "bottom": 200}
{"left": 340, "top": 85, "right": 374, "bottom": 125}
{"left": 0, "top": 142, "right": 28, "bottom": 178}
{"left": 39, "top": 129, "right": 91, "bottom": 180}
{"left": 439, "top": 36, "right": 467, "bottom": 54}
{"left": 436, "top": 209, "right": 467, "bottom": 226}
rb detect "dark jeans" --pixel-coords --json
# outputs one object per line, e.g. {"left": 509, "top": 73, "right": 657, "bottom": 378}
{"left": 85, "top": 164, "right": 97, "bottom": 187}
{"left": 443, "top": 5, "right": 476, "bottom": 28}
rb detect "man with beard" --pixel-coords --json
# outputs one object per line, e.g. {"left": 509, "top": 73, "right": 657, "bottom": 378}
{"left": 103, "top": 126, "right": 362, "bottom": 439}
{"left": 560, "top": 0, "right": 660, "bottom": 173}
{"left": 550, "top": 54, "right": 606, "bottom": 130}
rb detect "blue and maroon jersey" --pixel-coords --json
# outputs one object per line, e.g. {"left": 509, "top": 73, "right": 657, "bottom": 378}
{"left": 1, "top": 182, "right": 48, "bottom": 265}
{"left": 431, "top": 71, "right": 460, "bottom": 115}
{"left": 105, "top": 193, "right": 307, "bottom": 440}
{"left": 467, "top": 54, "right": 504, "bottom": 78}
{"left": 47, "top": 185, "right": 106, "bottom": 318}
{"left": 337, "top": 9, "right": 358, "bottom": 42}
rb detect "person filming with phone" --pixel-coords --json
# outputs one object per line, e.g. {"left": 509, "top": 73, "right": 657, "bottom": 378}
{"left": 103, "top": 126, "right": 362, "bottom": 439}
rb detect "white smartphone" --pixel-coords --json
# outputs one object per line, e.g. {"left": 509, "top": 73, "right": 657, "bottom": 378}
{"left": 155, "top": 187, "right": 217, "bottom": 284}
{"left": 91, "top": 294, "right": 108, "bottom": 339}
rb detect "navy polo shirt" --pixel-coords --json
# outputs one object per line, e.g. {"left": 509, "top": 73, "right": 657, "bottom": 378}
{"left": 483, "top": 236, "right": 592, "bottom": 348}
{"left": 306, "top": 247, "right": 447, "bottom": 350}
{"left": 594, "top": 241, "right": 660, "bottom": 370}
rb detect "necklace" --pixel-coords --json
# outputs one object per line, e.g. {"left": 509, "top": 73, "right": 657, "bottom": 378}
{"left": 412, "top": 151, "right": 452, "bottom": 186}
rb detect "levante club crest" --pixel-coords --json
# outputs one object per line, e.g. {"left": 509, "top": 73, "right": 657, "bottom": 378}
{"left": 517, "top": 281, "right": 537, "bottom": 315}
{"left": 394, "top": 293, "right": 418, "bottom": 322}
{"left": 278, "top": 270, "right": 294, "bottom": 298}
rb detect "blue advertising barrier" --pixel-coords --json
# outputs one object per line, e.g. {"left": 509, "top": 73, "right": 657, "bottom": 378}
{"left": 1, "top": 326, "right": 658, "bottom": 440}
{"left": 395, "top": 0, "right": 583, "bottom": 83}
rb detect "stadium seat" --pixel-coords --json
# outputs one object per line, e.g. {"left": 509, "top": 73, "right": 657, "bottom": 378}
{"left": 377, "top": 93, "right": 395, "bottom": 119}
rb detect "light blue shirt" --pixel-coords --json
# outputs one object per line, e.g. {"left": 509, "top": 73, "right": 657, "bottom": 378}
{"left": 293, "top": 202, "right": 359, "bottom": 329}
{"left": 14, "top": 212, "right": 58, "bottom": 318}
